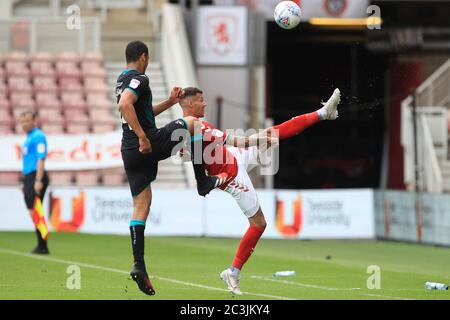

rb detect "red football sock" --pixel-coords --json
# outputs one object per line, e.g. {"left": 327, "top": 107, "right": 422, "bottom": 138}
{"left": 271, "top": 111, "right": 320, "bottom": 140}
{"left": 232, "top": 225, "right": 265, "bottom": 271}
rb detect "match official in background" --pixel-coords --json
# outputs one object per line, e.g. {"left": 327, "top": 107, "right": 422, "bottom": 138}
{"left": 20, "top": 111, "right": 50, "bottom": 254}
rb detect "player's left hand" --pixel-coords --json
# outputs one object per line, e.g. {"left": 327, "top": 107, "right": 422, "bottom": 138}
{"left": 34, "top": 180, "right": 43, "bottom": 195}
{"left": 169, "top": 87, "right": 184, "bottom": 105}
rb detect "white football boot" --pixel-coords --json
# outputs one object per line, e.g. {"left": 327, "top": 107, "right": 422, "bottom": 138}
{"left": 220, "top": 268, "right": 242, "bottom": 296}
{"left": 319, "top": 88, "right": 341, "bottom": 120}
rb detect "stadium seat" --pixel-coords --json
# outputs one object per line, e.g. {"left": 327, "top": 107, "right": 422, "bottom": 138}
{"left": 33, "top": 77, "right": 58, "bottom": 92}
{"left": 41, "top": 123, "right": 65, "bottom": 134}
{"left": 89, "top": 108, "right": 115, "bottom": 120}
{"left": 10, "top": 93, "right": 35, "bottom": 109}
{"left": 0, "top": 124, "right": 13, "bottom": 134}
{"left": 64, "top": 109, "right": 89, "bottom": 123}
{"left": 92, "top": 123, "right": 116, "bottom": 133}
{"left": 0, "top": 110, "right": 12, "bottom": 127}
{"left": 61, "top": 92, "right": 87, "bottom": 110}
{"left": 100, "top": 168, "right": 125, "bottom": 185}
{"left": 0, "top": 172, "right": 21, "bottom": 185}
{"left": 84, "top": 77, "right": 108, "bottom": 93}
{"left": 38, "top": 108, "right": 64, "bottom": 123}
{"left": 5, "top": 62, "right": 29, "bottom": 78}
{"left": 48, "top": 171, "right": 73, "bottom": 185}
{"left": 0, "top": 95, "right": 10, "bottom": 110}
{"left": 66, "top": 123, "right": 90, "bottom": 134}
{"left": 59, "top": 78, "right": 83, "bottom": 92}
{"left": 75, "top": 171, "right": 99, "bottom": 186}
{"left": 35, "top": 92, "right": 61, "bottom": 109}
{"left": 0, "top": 67, "right": 5, "bottom": 78}
{"left": 0, "top": 81, "right": 7, "bottom": 94}
{"left": 56, "top": 62, "right": 81, "bottom": 79}
{"left": 86, "top": 93, "right": 112, "bottom": 109}
{"left": 30, "top": 62, "right": 55, "bottom": 77}
{"left": 8, "top": 77, "right": 33, "bottom": 92}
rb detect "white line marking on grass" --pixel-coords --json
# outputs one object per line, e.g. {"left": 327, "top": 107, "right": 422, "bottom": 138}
{"left": 251, "top": 276, "right": 415, "bottom": 300}
{"left": 0, "top": 248, "right": 294, "bottom": 300}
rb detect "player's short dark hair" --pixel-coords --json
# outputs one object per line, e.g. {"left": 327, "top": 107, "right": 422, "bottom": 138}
{"left": 182, "top": 87, "right": 203, "bottom": 99}
{"left": 125, "top": 41, "right": 149, "bottom": 63}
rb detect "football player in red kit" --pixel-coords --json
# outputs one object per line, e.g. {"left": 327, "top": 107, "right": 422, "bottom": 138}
{"left": 179, "top": 87, "right": 341, "bottom": 295}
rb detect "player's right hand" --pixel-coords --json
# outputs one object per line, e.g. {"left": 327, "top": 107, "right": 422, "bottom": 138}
{"left": 139, "top": 136, "right": 152, "bottom": 154}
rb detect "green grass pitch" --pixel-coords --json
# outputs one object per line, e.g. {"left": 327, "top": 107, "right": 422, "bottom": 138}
{"left": 0, "top": 232, "right": 449, "bottom": 300}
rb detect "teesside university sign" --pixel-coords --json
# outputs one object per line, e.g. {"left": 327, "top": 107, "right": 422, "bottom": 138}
{"left": 0, "top": 187, "right": 375, "bottom": 240}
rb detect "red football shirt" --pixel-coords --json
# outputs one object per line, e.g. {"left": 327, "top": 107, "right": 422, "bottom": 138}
{"left": 200, "top": 121, "right": 238, "bottom": 188}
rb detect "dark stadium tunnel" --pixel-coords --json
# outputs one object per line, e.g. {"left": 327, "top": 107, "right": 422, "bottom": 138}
{"left": 267, "top": 22, "right": 389, "bottom": 190}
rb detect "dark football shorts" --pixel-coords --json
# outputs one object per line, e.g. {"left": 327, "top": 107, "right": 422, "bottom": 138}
{"left": 121, "top": 119, "right": 188, "bottom": 197}
{"left": 23, "top": 171, "right": 50, "bottom": 209}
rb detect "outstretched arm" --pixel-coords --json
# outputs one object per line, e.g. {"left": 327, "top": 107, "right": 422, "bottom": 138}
{"left": 153, "top": 87, "right": 183, "bottom": 116}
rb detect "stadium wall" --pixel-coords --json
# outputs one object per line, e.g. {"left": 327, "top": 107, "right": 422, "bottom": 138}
{"left": 0, "top": 187, "right": 374, "bottom": 240}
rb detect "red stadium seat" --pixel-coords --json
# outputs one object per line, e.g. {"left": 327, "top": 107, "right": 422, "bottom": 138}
{"left": 75, "top": 171, "right": 99, "bottom": 186}
{"left": 35, "top": 92, "right": 61, "bottom": 109}
{"left": 0, "top": 172, "right": 21, "bottom": 185}
{"left": 66, "top": 123, "right": 90, "bottom": 134}
{"left": 59, "top": 77, "right": 83, "bottom": 92}
{"left": 100, "top": 168, "right": 125, "bottom": 185}
{"left": 41, "top": 123, "right": 65, "bottom": 134}
{"left": 83, "top": 77, "right": 108, "bottom": 93}
{"left": 0, "top": 110, "right": 12, "bottom": 126}
{"left": 0, "top": 67, "right": 5, "bottom": 78}
{"left": 61, "top": 92, "right": 86, "bottom": 110}
{"left": 89, "top": 108, "right": 114, "bottom": 119}
{"left": 56, "top": 61, "right": 81, "bottom": 79}
{"left": 0, "top": 98, "right": 10, "bottom": 110}
{"left": 86, "top": 93, "right": 112, "bottom": 108}
{"left": 38, "top": 108, "right": 64, "bottom": 123}
{"left": 0, "top": 124, "right": 13, "bottom": 134}
{"left": 10, "top": 93, "right": 35, "bottom": 109}
{"left": 92, "top": 123, "right": 116, "bottom": 133}
{"left": 48, "top": 171, "right": 73, "bottom": 185}
{"left": 5, "top": 62, "right": 30, "bottom": 78}
{"left": 30, "top": 62, "right": 55, "bottom": 77}
{"left": 10, "top": 93, "right": 34, "bottom": 106}
{"left": 8, "top": 77, "right": 33, "bottom": 92}
{"left": 33, "top": 77, "right": 58, "bottom": 92}
{"left": 0, "top": 80, "right": 7, "bottom": 94}
{"left": 64, "top": 109, "right": 89, "bottom": 123}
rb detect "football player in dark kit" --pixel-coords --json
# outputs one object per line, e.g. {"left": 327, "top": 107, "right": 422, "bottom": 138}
{"left": 116, "top": 41, "right": 223, "bottom": 296}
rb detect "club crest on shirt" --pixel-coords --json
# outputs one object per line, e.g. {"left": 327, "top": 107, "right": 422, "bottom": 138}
{"left": 37, "top": 143, "right": 46, "bottom": 154}
{"left": 130, "top": 79, "right": 140, "bottom": 89}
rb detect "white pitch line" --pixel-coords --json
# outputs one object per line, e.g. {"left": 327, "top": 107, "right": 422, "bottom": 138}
{"left": 0, "top": 248, "right": 294, "bottom": 300}
{"left": 251, "top": 276, "right": 415, "bottom": 300}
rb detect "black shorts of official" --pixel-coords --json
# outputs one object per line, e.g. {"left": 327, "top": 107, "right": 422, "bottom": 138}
{"left": 23, "top": 171, "right": 50, "bottom": 210}
{"left": 121, "top": 119, "right": 188, "bottom": 197}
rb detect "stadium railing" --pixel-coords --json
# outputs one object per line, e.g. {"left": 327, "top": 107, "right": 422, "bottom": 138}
{"left": 161, "top": 3, "right": 198, "bottom": 188}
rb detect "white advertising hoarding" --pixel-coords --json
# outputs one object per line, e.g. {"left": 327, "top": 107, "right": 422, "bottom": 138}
{"left": 196, "top": 6, "right": 248, "bottom": 65}
{"left": 0, "top": 187, "right": 374, "bottom": 239}
{"left": 205, "top": 189, "right": 375, "bottom": 239}
{"left": 0, "top": 131, "right": 122, "bottom": 171}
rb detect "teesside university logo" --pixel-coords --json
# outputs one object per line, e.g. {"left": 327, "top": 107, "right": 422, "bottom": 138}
{"left": 49, "top": 191, "right": 85, "bottom": 232}
{"left": 275, "top": 194, "right": 303, "bottom": 237}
